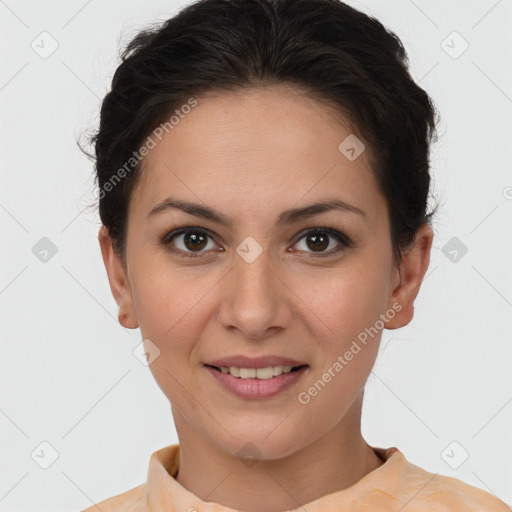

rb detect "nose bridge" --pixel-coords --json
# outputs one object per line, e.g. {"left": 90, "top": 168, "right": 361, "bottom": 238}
{"left": 233, "top": 241, "right": 278, "bottom": 308}
{"left": 217, "top": 239, "right": 291, "bottom": 338}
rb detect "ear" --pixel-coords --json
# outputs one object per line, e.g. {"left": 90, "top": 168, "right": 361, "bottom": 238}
{"left": 385, "top": 223, "right": 434, "bottom": 330}
{"left": 98, "top": 226, "right": 139, "bottom": 329}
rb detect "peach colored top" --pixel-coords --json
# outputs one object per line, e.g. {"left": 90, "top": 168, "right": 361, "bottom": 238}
{"left": 82, "top": 444, "right": 510, "bottom": 511}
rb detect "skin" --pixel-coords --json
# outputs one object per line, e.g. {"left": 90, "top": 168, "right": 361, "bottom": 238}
{"left": 99, "top": 84, "right": 433, "bottom": 512}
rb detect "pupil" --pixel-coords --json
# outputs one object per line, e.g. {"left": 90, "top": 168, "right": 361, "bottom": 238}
{"left": 307, "top": 232, "right": 328, "bottom": 252}
{"left": 185, "top": 231, "right": 207, "bottom": 251}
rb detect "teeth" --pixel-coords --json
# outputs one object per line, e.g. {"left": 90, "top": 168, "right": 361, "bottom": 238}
{"left": 239, "top": 368, "right": 256, "bottom": 379}
{"left": 219, "top": 365, "right": 298, "bottom": 379}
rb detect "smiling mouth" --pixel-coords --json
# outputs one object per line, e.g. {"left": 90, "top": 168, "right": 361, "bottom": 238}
{"left": 205, "top": 364, "right": 308, "bottom": 379}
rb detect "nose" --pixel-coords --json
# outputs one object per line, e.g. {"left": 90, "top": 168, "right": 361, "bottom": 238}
{"left": 216, "top": 246, "right": 293, "bottom": 341}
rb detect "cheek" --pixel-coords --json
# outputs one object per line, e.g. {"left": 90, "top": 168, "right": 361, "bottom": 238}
{"left": 132, "top": 269, "right": 216, "bottom": 403}
{"left": 294, "top": 269, "right": 387, "bottom": 423}
{"left": 131, "top": 260, "right": 218, "bottom": 338}
{"left": 292, "top": 262, "right": 391, "bottom": 344}
{"left": 130, "top": 265, "right": 226, "bottom": 402}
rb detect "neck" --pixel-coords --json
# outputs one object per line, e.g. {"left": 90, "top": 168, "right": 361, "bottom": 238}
{"left": 172, "top": 395, "right": 384, "bottom": 512}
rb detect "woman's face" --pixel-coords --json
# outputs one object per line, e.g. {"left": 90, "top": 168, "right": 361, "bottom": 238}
{"left": 100, "top": 85, "right": 431, "bottom": 459}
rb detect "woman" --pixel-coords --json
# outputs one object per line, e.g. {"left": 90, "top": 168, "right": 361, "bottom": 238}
{"left": 83, "top": 0, "right": 510, "bottom": 510}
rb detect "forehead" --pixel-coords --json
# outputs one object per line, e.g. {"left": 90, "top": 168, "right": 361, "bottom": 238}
{"left": 129, "top": 85, "right": 387, "bottom": 230}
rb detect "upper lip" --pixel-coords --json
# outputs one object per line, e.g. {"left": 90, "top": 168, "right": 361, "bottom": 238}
{"left": 205, "top": 355, "right": 308, "bottom": 369}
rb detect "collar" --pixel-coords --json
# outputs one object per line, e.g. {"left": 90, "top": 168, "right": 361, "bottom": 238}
{"left": 145, "top": 444, "right": 404, "bottom": 511}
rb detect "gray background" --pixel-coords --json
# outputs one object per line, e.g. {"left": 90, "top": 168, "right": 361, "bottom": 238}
{"left": 1, "top": 0, "right": 511, "bottom": 510}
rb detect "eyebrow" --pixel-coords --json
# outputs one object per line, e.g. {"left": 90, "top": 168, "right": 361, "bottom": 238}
{"left": 147, "top": 196, "right": 366, "bottom": 227}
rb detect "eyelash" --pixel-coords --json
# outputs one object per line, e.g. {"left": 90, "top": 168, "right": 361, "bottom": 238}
{"left": 159, "top": 226, "right": 353, "bottom": 260}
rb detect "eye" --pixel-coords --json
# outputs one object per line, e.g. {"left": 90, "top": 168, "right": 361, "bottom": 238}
{"left": 292, "top": 228, "right": 352, "bottom": 257}
{"left": 160, "top": 227, "right": 221, "bottom": 258}
{"left": 160, "top": 226, "right": 352, "bottom": 259}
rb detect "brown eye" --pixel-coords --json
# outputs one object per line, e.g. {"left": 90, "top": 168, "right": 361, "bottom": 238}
{"left": 161, "top": 227, "right": 219, "bottom": 257}
{"left": 305, "top": 232, "right": 330, "bottom": 252}
{"left": 183, "top": 231, "right": 208, "bottom": 251}
{"left": 293, "top": 228, "right": 351, "bottom": 257}
{"left": 161, "top": 226, "right": 352, "bottom": 260}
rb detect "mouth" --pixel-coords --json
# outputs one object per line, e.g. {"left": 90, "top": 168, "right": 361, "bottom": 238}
{"left": 204, "top": 363, "right": 309, "bottom": 399}
{"left": 205, "top": 364, "right": 308, "bottom": 380}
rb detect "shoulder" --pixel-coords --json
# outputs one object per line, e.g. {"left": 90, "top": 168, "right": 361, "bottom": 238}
{"left": 417, "top": 473, "right": 511, "bottom": 511}
{"left": 79, "top": 443, "right": 180, "bottom": 512}
{"left": 394, "top": 452, "right": 511, "bottom": 511}
{"left": 80, "top": 483, "right": 146, "bottom": 512}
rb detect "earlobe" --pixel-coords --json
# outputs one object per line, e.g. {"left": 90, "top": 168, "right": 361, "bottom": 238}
{"left": 98, "top": 226, "right": 139, "bottom": 329}
{"left": 385, "top": 223, "right": 434, "bottom": 330}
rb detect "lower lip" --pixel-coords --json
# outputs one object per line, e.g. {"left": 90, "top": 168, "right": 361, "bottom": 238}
{"left": 205, "top": 365, "right": 308, "bottom": 399}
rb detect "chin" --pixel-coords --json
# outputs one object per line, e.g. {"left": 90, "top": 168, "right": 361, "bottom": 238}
{"left": 213, "top": 425, "right": 310, "bottom": 463}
